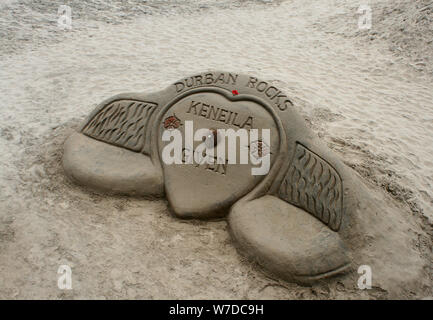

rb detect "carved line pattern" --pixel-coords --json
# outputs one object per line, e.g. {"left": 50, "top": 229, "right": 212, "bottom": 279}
{"left": 81, "top": 100, "right": 157, "bottom": 153}
{"left": 279, "top": 143, "right": 343, "bottom": 231}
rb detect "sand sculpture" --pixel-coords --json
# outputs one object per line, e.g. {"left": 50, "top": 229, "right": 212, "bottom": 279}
{"left": 63, "top": 71, "right": 367, "bottom": 284}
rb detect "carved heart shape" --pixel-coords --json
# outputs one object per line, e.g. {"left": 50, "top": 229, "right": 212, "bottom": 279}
{"left": 158, "top": 91, "right": 280, "bottom": 218}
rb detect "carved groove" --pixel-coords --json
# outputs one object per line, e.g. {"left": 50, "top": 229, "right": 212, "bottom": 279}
{"left": 279, "top": 143, "right": 343, "bottom": 231}
{"left": 81, "top": 100, "right": 157, "bottom": 153}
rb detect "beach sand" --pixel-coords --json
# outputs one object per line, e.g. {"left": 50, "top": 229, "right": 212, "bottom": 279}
{"left": 0, "top": 0, "right": 432, "bottom": 299}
